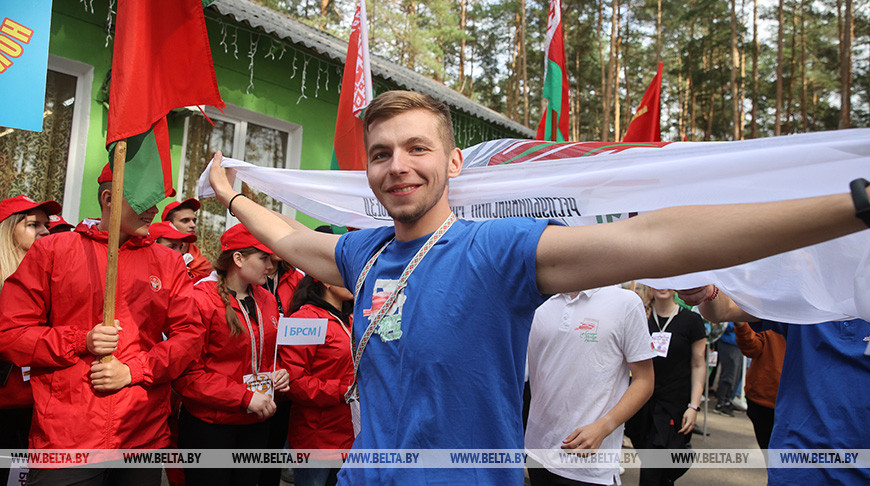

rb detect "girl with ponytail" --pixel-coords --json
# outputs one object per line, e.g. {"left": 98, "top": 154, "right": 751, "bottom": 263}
{"left": 279, "top": 270, "right": 355, "bottom": 486}
{"left": 175, "top": 224, "right": 290, "bottom": 486}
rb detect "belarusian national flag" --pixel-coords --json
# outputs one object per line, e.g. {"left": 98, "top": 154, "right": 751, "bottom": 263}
{"left": 106, "top": 0, "right": 225, "bottom": 213}
{"left": 331, "top": 0, "right": 372, "bottom": 171}
{"left": 622, "top": 62, "right": 663, "bottom": 143}
{"left": 535, "top": 0, "right": 569, "bottom": 142}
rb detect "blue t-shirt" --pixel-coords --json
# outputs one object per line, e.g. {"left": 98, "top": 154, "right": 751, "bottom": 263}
{"left": 753, "top": 320, "right": 870, "bottom": 485}
{"left": 335, "top": 218, "right": 551, "bottom": 485}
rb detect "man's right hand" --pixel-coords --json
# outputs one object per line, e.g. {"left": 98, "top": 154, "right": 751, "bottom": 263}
{"left": 676, "top": 285, "right": 716, "bottom": 306}
{"left": 247, "top": 392, "right": 277, "bottom": 420}
{"left": 87, "top": 320, "right": 122, "bottom": 355}
{"left": 208, "top": 151, "right": 237, "bottom": 203}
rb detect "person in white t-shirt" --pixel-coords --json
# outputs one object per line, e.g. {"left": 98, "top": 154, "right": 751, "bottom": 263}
{"left": 526, "top": 286, "right": 656, "bottom": 486}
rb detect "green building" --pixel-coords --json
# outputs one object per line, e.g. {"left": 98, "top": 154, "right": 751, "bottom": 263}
{"left": 0, "top": 0, "right": 532, "bottom": 257}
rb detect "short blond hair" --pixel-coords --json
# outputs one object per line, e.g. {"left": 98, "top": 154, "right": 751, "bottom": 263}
{"left": 363, "top": 90, "right": 455, "bottom": 153}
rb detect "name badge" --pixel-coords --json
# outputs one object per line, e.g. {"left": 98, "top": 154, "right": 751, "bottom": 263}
{"left": 650, "top": 331, "right": 672, "bottom": 358}
{"left": 243, "top": 372, "right": 273, "bottom": 399}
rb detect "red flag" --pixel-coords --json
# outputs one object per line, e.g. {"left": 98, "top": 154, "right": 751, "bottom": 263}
{"left": 332, "top": 0, "right": 372, "bottom": 171}
{"left": 106, "top": 0, "right": 225, "bottom": 211}
{"left": 535, "top": 0, "right": 570, "bottom": 142}
{"left": 622, "top": 62, "right": 663, "bottom": 143}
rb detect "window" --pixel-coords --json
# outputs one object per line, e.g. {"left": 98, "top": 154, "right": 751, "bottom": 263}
{"left": 178, "top": 105, "right": 301, "bottom": 261}
{"left": 0, "top": 55, "right": 92, "bottom": 221}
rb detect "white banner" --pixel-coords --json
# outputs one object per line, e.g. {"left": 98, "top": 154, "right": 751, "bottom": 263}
{"left": 198, "top": 129, "right": 870, "bottom": 324}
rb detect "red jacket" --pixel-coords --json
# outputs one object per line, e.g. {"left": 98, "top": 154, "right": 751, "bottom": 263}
{"left": 175, "top": 278, "right": 280, "bottom": 425}
{"left": 0, "top": 222, "right": 203, "bottom": 450}
{"left": 186, "top": 243, "right": 212, "bottom": 283}
{"left": 279, "top": 304, "right": 354, "bottom": 450}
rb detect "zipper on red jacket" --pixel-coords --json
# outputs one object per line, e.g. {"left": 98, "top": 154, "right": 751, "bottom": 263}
{"left": 104, "top": 393, "right": 114, "bottom": 447}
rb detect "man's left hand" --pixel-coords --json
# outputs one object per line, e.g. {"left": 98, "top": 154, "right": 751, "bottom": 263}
{"left": 89, "top": 357, "right": 132, "bottom": 392}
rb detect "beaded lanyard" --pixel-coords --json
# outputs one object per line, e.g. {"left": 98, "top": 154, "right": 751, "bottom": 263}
{"left": 233, "top": 295, "right": 265, "bottom": 375}
{"left": 343, "top": 213, "right": 457, "bottom": 403}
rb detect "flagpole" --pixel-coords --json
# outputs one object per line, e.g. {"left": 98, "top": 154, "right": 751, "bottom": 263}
{"left": 100, "top": 139, "right": 127, "bottom": 364}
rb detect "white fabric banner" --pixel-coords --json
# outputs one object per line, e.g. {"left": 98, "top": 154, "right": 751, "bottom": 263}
{"left": 199, "top": 129, "right": 870, "bottom": 324}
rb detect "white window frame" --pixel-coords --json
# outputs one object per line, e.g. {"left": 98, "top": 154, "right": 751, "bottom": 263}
{"left": 47, "top": 54, "right": 93, "bottom": 222}
{"left": 177, "top": 104, "right": 302, "bottom": 225}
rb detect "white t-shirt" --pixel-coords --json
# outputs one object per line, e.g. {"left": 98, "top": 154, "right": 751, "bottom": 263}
{"left": 525, "top": 286, "right": 656, "bottom": 485}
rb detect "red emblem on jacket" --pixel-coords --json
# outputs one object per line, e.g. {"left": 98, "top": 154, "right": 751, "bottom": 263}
{"left": 150, "top": 276, "right": 162, "bottom": 292}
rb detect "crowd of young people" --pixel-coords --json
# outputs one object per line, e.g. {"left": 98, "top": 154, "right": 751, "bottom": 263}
{"left": 1, "top": 89, "right": 869, "bottom": 486}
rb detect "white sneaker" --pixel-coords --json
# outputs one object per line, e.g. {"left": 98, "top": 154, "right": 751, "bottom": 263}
{"left": 731, "top": 398, "right": 748, "bottom": 411}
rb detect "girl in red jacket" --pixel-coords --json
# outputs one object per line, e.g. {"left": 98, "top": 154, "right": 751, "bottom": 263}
{"left": 280, "top": 274, "right": 355, "bottom": 486}
{"left": 0, "top": 195, "right": 59, "bottom": 484}
{"left": 176, "top": 224, "right": 290, "bottom": 486}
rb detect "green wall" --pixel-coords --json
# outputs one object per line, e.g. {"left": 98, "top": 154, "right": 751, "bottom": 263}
{"left": 48, "top": 1, "right": 525, "bottom": 228}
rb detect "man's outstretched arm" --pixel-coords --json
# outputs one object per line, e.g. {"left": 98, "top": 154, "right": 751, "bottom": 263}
{"left": 208, "top": 151, "right": 345, "bottom": 286}
{"left": 536, "top": 189, "right": 869, "bottom": 294}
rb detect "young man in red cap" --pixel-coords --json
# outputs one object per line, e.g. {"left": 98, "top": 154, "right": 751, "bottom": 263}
{"left": 162, "top": 197, "right": 212, "bottom": 281}
{"left": 0, "top": 164, "right": 203, "bottom": 486}
{"left": 150, "top": 220, "right": 198, "bottom": 255}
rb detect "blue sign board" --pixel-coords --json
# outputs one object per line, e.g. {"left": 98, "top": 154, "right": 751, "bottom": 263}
{"left": 0, "top": 0, "right": 54, "bottom": 132}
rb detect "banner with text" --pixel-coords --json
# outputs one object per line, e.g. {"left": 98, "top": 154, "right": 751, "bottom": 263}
{"left": 0, "top": 0, "right": 53, "bottom": 132}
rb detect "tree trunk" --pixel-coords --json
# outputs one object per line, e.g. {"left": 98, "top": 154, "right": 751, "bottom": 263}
{"left": 750, "top": 0, "right": 758, "bottom": 138}
{"left": 775, "top": 0, "right": 784, "bottom": 135}
{"left": 730, "top": 0, "right": 740, "bottom": 140}
{"left": 621, "top": 0, "right": 632, "bottom": 140}
{"left": 598, "top": 0, "right": 606, "bottom": 139}
{"left": 800, "top": 0, "right": 807, "bottom": 132}
{"left": 602, "top": 0, "right": 619, "bottom": 141}
{"left": 656, "top": 0, "right": 662, "bottom": 64}
{"left": 784, "top": 3, "right": 797, "bottom": 133}
{"left": 521, "top": 0, "right": 529, "bottom": 127}
{"left": 459, "top": 0, "right": 467, "bottom": 94}
{"left": 839, "top": 0, "right": 852, "bottom": 129}
{"left": 614, "top": 6, "right": 622, "bottom": 140}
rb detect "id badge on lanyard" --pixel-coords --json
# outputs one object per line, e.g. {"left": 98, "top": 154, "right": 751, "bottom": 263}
{"left": 235, "top": 295, "right": 273, "bottom": 402}
{"left": 243, "top": 372, "right": 274, "bottom": 399}
{"left": 651, "top": 331, "right": 673, "bottom": 358}
{"left": 651, "top": 308, "right": 677, "bottom": 358}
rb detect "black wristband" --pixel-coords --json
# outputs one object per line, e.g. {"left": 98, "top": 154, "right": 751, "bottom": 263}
{"left": 228, "top": 193, "right": 248, "bottom": 217}
{"left": 851, "top": 178, "right": 870, "bottom": 228}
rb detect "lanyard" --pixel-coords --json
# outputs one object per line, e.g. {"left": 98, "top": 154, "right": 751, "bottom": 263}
{"left": 233, "top": 294, "right": 265, "bottom": 375}
{"left": 344, "top": 213, "right": 457, "bottom": 402}
{"left": 328, "top": 310, "right": 353, "bottom": 357}
{"left": 652, "top": 306, "right": 678, "bottom": 333}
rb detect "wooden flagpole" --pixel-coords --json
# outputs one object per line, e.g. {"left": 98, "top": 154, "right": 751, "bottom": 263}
{"left": 100, "top": 139, "right": 127, "bottom": 364}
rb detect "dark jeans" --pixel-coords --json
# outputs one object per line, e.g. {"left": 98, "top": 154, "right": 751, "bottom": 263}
{"left": 259, "top": 400, "right": 292, "bottom": 486}
{"left": 292, "top": 467, "right": 340, "bottom": 486}
{"left": 527, "top": 457, "right": 606, "bottom": 486}
{"left": 1, "top": 407, "right": 31, "bottom": 486}
{"left": 746, "top": 398, "right": 775, "bottom": 450}
{"left": 27, "top": 467, "right": 160, "bottom": 486}
{"left": 177, "top": 407, "right": 270, "bottom": 486}
{"left": 715, "top": 342, "right": 743, "bottom": 403}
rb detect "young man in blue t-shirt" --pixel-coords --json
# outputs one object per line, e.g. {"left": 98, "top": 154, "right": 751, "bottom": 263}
{"left": 208, "top": 90, "right": 870, "bottom": 484}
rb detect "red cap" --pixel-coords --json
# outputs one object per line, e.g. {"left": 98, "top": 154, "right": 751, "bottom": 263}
{"left": 162, "top": 198, "right": 201, "bottom": 222}
{"left": 97, "top": 163, "right": 113, "bottom": 184}
{"left": 47, "top": 214, "right": 74, "bottom": 233}
{"left": 0, "top": 195, "right": 62, "bottom": 223}
{"left": 220, "top": 224, "right": 272, "bottom": 254}
{"left": 149, "top": 221, "right": 198, "bottom": 243}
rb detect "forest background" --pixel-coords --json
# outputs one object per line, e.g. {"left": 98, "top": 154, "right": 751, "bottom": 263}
{"left": 255, "top": 0, "right": 869, "bottom": 142}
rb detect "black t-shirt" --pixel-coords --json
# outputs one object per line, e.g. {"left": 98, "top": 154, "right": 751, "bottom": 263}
{"left": 648, "top": 306, "right": 706, "bottom": 406}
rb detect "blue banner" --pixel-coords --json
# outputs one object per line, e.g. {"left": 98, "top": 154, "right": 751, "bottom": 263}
{"left": 0, "top": 0, "right": 53, "bottom": 132}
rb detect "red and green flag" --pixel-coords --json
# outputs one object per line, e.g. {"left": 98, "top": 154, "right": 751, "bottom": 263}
{"left": 622, "top": 62, "right": 663, "bottom": 143}
{"left": 536, "top": 0, "right": 569, "bottom": 142}
{"left": 331, "top": 0, "right": 372, "bottom": 171}
{"left": 106, "top": 0, "right": 225, "bottom": 213}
